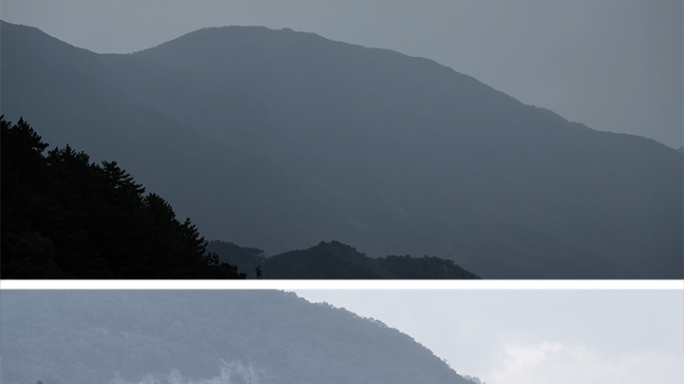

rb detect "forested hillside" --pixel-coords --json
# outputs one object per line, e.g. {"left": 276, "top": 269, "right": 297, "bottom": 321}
{"left": 0, "top": 117, "right": 243, "bottom": 279}
{"left": 1, "top": 117, "right": 478, "bottom": 279}
{"left": 0, "top": 290, "right": 478, "bottom": 384}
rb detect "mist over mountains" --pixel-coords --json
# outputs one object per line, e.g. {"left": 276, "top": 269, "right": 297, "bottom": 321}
{"left": 0, "top": 290, "right": 478, "bottom": 384}
{"left": 2, "top": 21, "right": 681, "bottom": 278}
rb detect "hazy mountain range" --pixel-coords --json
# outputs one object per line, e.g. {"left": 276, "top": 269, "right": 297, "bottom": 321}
{"left": 1, "top": 20, "right": 681, "bottom": 278}
{"left": 0, "top": 290, "right": 479, "bottom": 384}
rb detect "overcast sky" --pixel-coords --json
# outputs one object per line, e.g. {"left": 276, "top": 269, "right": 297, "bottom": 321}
{"left": 294, "top": 289, "right": 683, "bottom": 384}
{"left": 2, "top": 0, "right": 681, "bottom": 148}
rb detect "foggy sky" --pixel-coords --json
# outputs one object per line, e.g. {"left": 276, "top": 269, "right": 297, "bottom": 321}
{"left": 294, "top": 289, "right": 683, "bottom": 384}
{"left": 2, "top": 0, "right": 682, "bottom": 148}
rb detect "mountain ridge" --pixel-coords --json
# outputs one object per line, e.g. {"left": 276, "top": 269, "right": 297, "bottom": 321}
{"left": 2, "top": 20, "right": 681, "bottom": 278}
{"left": 208, "top": 240, "right": 481, "bottom": 279}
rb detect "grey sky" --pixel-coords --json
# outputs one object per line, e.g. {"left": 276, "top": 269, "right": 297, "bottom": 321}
{"left": 2, "top": 0, "right": 681, "bottom": 148}
{"left": 294, "top": 289, "right": 683, "bottom": 384}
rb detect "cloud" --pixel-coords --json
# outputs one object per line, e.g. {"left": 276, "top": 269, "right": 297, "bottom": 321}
{"left": 486, "top": 342, "right": 683, "bottom": 384}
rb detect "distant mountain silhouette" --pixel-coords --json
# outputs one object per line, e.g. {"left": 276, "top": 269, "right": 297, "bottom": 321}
{"left": 208, "top": 240, "right": 480, "bottom": 279}
{"left": 2, "top": 21, "right": 682, "bottom": 278}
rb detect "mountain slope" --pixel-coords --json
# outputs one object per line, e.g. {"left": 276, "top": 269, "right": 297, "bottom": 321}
{"left": 2, "top": 21, "right": 681, "bottom": 278}
{"left": 0, "top": 290, "right": 476, "bottom": 384}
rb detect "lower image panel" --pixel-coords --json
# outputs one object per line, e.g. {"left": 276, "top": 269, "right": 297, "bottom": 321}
{"left": 1, "top": 289, "right": 682, "bottom": 384}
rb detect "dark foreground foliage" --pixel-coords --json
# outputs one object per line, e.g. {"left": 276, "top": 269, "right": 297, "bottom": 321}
{"left": 208, "top": 240, "right": 480, "bottom": 279}
{"left": 1, "top": 117, "right": 244, "bottom": 278}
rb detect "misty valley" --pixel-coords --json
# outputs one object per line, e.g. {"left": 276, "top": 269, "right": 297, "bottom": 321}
{"left": 1, "top": 21, "right": 682, "bottom": 279}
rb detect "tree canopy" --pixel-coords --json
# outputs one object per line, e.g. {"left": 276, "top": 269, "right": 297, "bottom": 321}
{"left": 1, "top": 116, "right": 244, "bottom": 278}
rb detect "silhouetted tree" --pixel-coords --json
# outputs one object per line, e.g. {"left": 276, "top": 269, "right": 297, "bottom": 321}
{"left": 1, "top": 117, "right": 244, "bottom": 279}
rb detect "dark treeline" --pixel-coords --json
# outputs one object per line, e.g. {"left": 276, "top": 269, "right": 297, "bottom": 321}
{"left": 207, "top": 240, "right": 480, "bottom": 279}
{"left": 1, "top": 117, "right": 244, "bottom": 278}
